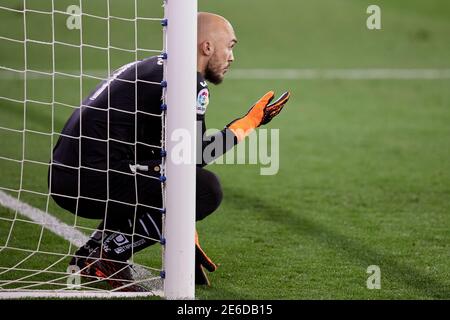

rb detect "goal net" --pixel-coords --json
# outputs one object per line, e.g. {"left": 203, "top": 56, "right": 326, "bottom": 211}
{"left": 0, "top": 0, "right": 197, "bottom": 299}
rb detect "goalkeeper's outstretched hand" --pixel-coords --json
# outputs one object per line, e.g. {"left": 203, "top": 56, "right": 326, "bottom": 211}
{"left": 227, "top": 91, "right": 291, "bottom": 142}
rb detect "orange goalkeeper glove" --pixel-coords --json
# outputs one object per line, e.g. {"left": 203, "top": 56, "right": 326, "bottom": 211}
{"left": 195, "top": 230, "right": 217, "bottom": 286}
{"left": 227, "top": 91, "right": 291, "bottom": 142}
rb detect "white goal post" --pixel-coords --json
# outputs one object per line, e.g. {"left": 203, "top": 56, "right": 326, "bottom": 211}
{"left": 0, "top": 0, "right": 197, "bottom": 299}
{"left": 164, "top": 0, "right": 197, "bottom": 300}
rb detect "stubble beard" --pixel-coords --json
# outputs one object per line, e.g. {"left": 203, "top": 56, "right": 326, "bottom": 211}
{"left": 204, "top": 59, "right": 224, "bottom": 85}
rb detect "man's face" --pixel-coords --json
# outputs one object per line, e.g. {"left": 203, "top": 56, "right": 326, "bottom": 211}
{"left": 205, "top": 27, "right": 237, "bottom": 85}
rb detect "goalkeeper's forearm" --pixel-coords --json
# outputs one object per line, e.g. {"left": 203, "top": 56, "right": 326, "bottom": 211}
{"left": 197, "top": 91, "right": 290, "bottom": 167}
{"left": 198, "top": 128, "right": 237, "bottom": 167}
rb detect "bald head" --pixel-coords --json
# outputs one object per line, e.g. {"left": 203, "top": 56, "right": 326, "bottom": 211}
{"left": 198, "top": 12, "right": 234, "bottom": 44}
{"left": 197, "top": 12, "right": 237, "bottom": 84}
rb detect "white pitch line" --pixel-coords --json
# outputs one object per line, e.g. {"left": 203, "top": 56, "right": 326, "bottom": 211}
{"left": 226, "top": 68, "right": 450, "bottom": 80}
{"left": 1, "top": 68, "right": 450, "bottom": 80}
{"left": 0, "top": 190, "right": 88, "bottom": 247}
{"left": 0, "top": 190, "right": 163, "bottom": 298}
{"left": 1, "top": 290, "right": 160, "bottom": 299}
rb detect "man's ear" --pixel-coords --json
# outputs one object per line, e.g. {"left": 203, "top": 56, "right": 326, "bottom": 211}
{"left": 199, "top": 40, "right": 214, "bottom": 57}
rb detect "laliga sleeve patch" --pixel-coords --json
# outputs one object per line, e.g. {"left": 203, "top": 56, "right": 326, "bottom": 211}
{"left": 197, "top": 88, "right": 209, "bottom": 115}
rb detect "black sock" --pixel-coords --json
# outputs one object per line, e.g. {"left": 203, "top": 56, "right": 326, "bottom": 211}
{"left": 101, "top": 210, "right": 162, "bottom": 261}
{"left": 74, "top": 223, "right": 104, "bottom": 258}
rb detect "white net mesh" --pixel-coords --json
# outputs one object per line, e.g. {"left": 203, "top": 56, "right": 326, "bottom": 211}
{"left": 0, "top": 0, "right": 167, "bottom": 298}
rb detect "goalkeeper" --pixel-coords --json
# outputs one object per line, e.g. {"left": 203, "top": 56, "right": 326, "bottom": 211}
{"left": 49, "top": 12, "right": 290, "bottom": 291}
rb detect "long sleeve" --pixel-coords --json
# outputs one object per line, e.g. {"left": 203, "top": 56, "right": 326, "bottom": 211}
{"left": 196, "top": 114, "right": 237, "bottom": 167}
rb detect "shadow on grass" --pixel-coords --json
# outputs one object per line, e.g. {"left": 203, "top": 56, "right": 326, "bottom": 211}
{"left": 223, "top": 186, "right": 449, "bottom": 299}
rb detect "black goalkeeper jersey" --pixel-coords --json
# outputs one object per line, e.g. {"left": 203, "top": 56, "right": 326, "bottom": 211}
{"left": 53, "top": 56, "right": 236, "bottom": 171}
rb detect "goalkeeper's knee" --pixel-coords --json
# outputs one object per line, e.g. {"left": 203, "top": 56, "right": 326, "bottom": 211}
{"left": 196, "top": 168, "right": 223, "bottom": 221}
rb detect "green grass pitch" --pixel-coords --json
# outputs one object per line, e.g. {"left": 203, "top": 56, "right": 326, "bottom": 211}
{"left": 0, "top": 0, "right": 449, "bottom": 299}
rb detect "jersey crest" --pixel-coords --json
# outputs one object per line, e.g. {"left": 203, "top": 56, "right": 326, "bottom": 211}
{"left": 197, "top": 88, "right": 209, "bottom": 115}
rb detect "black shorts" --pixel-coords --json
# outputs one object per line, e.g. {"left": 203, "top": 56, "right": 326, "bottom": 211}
{"left": 49, "top": 160, "right": 222, "bottom": 230}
